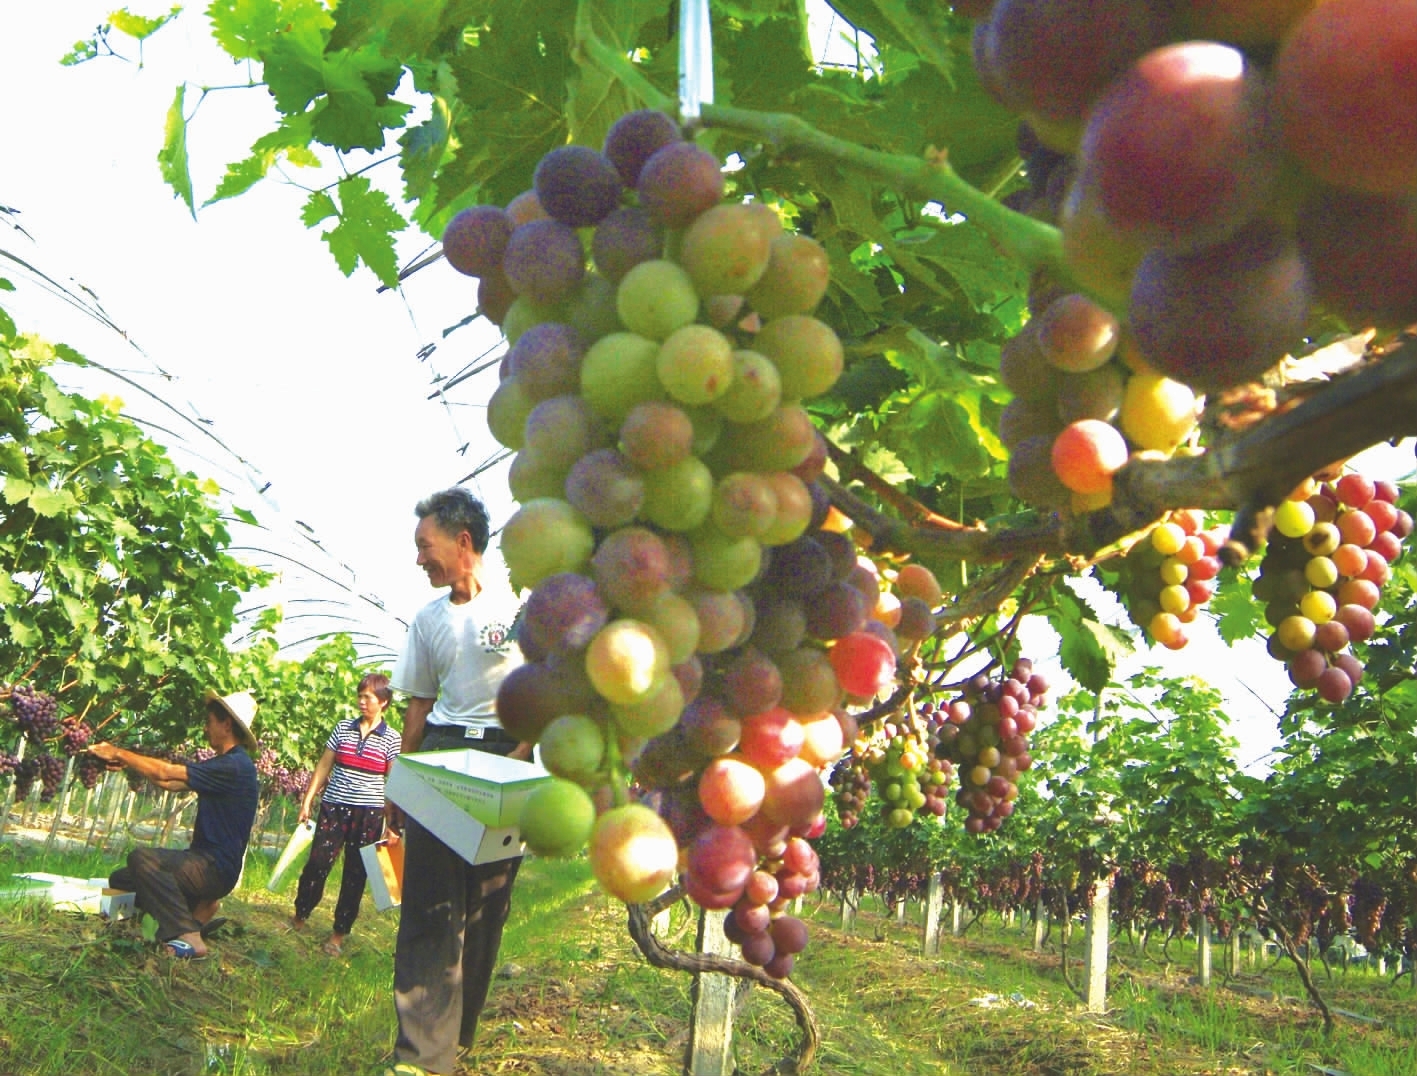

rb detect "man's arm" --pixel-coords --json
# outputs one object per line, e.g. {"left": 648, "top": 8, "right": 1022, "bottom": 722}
{"left": 386, "top": 696, "right": 435, "bottom": 835}
{"left": 89, "top": 742, "right": 190, "bottom": 790}
{"left": 401, "top": 696, "right": 435, "bottom": 754}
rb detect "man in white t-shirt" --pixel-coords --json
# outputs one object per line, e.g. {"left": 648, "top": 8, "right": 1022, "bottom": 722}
{"left": 386, "top": 487, "right": 524, "bottom": 1076}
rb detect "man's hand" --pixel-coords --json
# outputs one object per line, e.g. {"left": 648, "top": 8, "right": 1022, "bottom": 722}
{"left": 508, "top": 741, "right": 533, "bottom": 763}
{"left": 89, "top": 742, "right": 124, "bottom": 768}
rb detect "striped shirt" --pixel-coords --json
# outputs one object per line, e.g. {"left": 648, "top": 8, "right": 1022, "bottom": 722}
{"left": 320, "top": 718, "right": 401, "bottom": 808}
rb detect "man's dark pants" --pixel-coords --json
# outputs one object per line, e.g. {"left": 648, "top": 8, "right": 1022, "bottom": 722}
{"left": 393, "top": 727, "right": 523, "bottom": 1075}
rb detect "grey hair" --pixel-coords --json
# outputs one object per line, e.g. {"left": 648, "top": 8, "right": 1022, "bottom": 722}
{"left": 415, "top": 487, "right": 490, "bottom": 554}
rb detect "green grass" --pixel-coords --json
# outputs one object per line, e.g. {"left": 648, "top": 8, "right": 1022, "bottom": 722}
{"left": 1, "top": 838, "right": 1415, "bottom": 1076}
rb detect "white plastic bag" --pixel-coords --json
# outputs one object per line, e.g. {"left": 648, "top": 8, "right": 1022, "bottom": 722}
{"left": 266, "top": 819, "right": 316, "bottom": 893}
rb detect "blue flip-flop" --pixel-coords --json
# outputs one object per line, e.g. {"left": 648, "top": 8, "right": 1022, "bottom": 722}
{"left": 164, "top": 938, "right": 207, "bottom": 960}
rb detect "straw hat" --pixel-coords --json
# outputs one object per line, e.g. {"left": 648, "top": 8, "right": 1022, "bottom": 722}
{"left": 206, "top": 690, "right": 259, "bottom": 752}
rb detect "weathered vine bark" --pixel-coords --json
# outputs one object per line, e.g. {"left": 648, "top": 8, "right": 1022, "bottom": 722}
{"left": 1270, "top": 920, "right": 1335, "bottom": 1036}
{"left": 627, "top": 902, "right": 821, "bottom": 1075}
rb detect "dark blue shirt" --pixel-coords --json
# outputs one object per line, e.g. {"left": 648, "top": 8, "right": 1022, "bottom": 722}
{"left": 185, "top": 746, "right": 259, "bottom": 888}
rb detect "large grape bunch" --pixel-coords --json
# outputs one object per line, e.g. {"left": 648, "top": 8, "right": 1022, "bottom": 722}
{"left": 9, "top": 684, "right": 60, "bottom": 742}
{"left": 935, "top": 661, "right": 1045, "bottom": 834}
{"left": 982, "top": 0, "right": 1417, "bottom": 514}
{"left": 1255, "top": 472, "right": 1411, "bottom": 701}
{"left": 442, "top": 112, "right": 898, "bottom": 977}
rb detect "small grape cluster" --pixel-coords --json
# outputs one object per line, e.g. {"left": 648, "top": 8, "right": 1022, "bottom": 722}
{"left": 937, "top": 660, "right": 1044, "bottom": 834}
{"left": 36, "top": 753, "right": 65, "bottom": 802}
{"left": 0, "top": 750, "right": 19, "bottom": 777}
{"left": 75, "top": 754, "right": 106, "bottom": 791}
{"left": 59, "top": 719, "right": 95, "bottom": 757}
{"left": 828, "top": 757, "right": 871, "bottom": 828}
{"left": 1105, "top": 509, "right": 1226, "bottom": 649}
{"left": 1257, "top": 472, "right": 1411, "bottom": 701}
{"left": 855, "top": 702, "right": 953, "bottom": 829}
{"left": 11, "top": 684, "right": 60, "bottom": 742}
{"left": 13, "top": 757, "right": 40, "bottom": 800}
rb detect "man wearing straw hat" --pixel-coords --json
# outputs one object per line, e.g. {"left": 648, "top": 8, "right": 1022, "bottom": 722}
{"left": 90, "top": 690, "right": 261, "bottom": 959}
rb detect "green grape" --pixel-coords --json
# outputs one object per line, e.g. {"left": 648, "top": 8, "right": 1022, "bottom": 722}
{"left": 580, "top": 332, "right": 667, "bottom": 422}
{"left": 640, "top": 455, "right": 714, "bottom": 531}
{"left": 616, "top": 259, "right": 700, "bottom": 340}
{"left": 656, "top": 325, "right": 735, "bottom": 406}
{"left": 690, "top": 526, "right": 764, "bottom": 592}
{"left": 713, "top": 349, "right": 782, "bottom": 423}
{"left": 752, "top": 315, "right": 844, "bottom": 400}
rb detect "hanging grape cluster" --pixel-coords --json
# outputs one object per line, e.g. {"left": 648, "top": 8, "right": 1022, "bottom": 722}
{"left": 1256, "top": 473, "right": 1411, "bottom": 701}
{"left": 1104, "top": 509, "right": 1226, "bottom": 649}
{"left": 836, "top": 700, "right": 954, "bottom": 831}
{"left": 59, "top": 718, "right": 95, "bottom": 757}
{"left": 936, "top": 661, "right": 1045, "bottom": 834}
{"left": 441, "top": 110, "right": 899, "bottom": 977}
{"left": 3, "top": 685, "right": 105, "bottom": 800}
{"left": 11, "top": 685, "right": 60, "bottom": 742}
{"left": 981, "top": 0, "right": 1416, "bottom": 512}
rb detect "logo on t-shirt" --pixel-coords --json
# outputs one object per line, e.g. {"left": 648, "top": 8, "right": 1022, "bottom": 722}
{"left": 481, "top": 620, "right": 513, "bottom": 653}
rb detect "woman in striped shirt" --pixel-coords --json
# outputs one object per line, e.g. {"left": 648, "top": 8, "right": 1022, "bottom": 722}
{"left": 291, "top": 672, "right": 402, "bottom": 956}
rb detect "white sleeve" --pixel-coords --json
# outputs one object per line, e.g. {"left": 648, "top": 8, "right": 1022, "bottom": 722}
{"left": 391, "top": 614, "right": 439, "bottom": 699}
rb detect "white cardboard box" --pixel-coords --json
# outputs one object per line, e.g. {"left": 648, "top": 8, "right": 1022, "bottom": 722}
{"left": 360, "top": 838, "right": 403, "bottom": 911}
{"left": 386, "top": 748, "right": 550, "bottom": 865}
{"left": 5, "top": 873, "right": 137, "bottom": 920}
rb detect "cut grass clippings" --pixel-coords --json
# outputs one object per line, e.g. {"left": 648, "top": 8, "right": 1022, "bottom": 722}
{"left": 2, "top": 837, "right": 1415, "bottom": 1076}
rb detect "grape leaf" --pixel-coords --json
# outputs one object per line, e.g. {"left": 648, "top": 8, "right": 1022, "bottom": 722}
{"left": 109, "top": 5, "right": 182, "bottom": 41}
{"left": 312, "top": 47, "right": 411, "bottom": 151}
{"left": 1211, "top": 571, "right": 1264, "bottom": 645}
{"left": 329, "top": 0, "right": 450, "bottom": 56}
{"left": 399, "top": 96, "right": 453, "bottom": 202}
{"left": 208, "top": 0, "right": 333, "bottom": 63}
{"left": 1049, "top": 584, "right": 1134, "bottom": 694}
{"left": 159, "top": 84, "right": 195, "bottom": 218}
{"left": 206, "top": 120, "right": 318, "bottom": 205}
{"left": 565, "top": 0, "right": 666, "bottom": 150}
{"left": 437, "top": 0, "right": 578, "bottom": 211}
{"left": 879, "top": 390, "right": 990, "bottom": 484}
{"left": 302, "top": 177, "right": 405, "bottom": 286}
{"left": 264, "top": 33, "right": 328, "bottom": 115}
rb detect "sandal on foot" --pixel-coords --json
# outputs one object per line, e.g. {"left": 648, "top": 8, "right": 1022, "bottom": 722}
{"left": 321, "top": 937, "right": 344, "bottom": 957}
{"left": 199, "top": 916, "right": 229, "bottom": 939}
{"left": 164, "top": 939, "right": 207, "bottom": 960}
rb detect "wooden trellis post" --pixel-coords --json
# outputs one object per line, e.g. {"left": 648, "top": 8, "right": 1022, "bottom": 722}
{"left": 686, "top": 908, "right": 734, "bottom": 1076}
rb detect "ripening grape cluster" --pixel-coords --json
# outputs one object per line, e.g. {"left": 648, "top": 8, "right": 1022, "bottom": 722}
{"left": 0, "top": 750, "right": 18, "bottom": 777}
{"left": 75, "top": 754, "right": 106, "bottom": 791}
{"left": 10, "top": 684, "right": 60, "bottom": 742}
{"left": 59, "top": 719, "right": 95, "bottom": 757}
{"left": 1106, "top": 509, "right": 1226, "bottom": 649}
{"left": 441, "top": 110, "right": 908, "bottom": 976}
{"left": 1255, "top": 472, "right": 1411, "bottom": 702}
{"left": 935, "top": 662, "right": 1044, "bottom": 834}
{"left": 36, "top": 753, "right": 66, "bottom": 802}
{"left": 13, "top": 757, "right": 40, "bottom": 800}
{"left": 848, "top": 701, "right": 954, "bottom": 830}
{"left": 982, "top": 0, "right": 1417, "bottom": 511}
